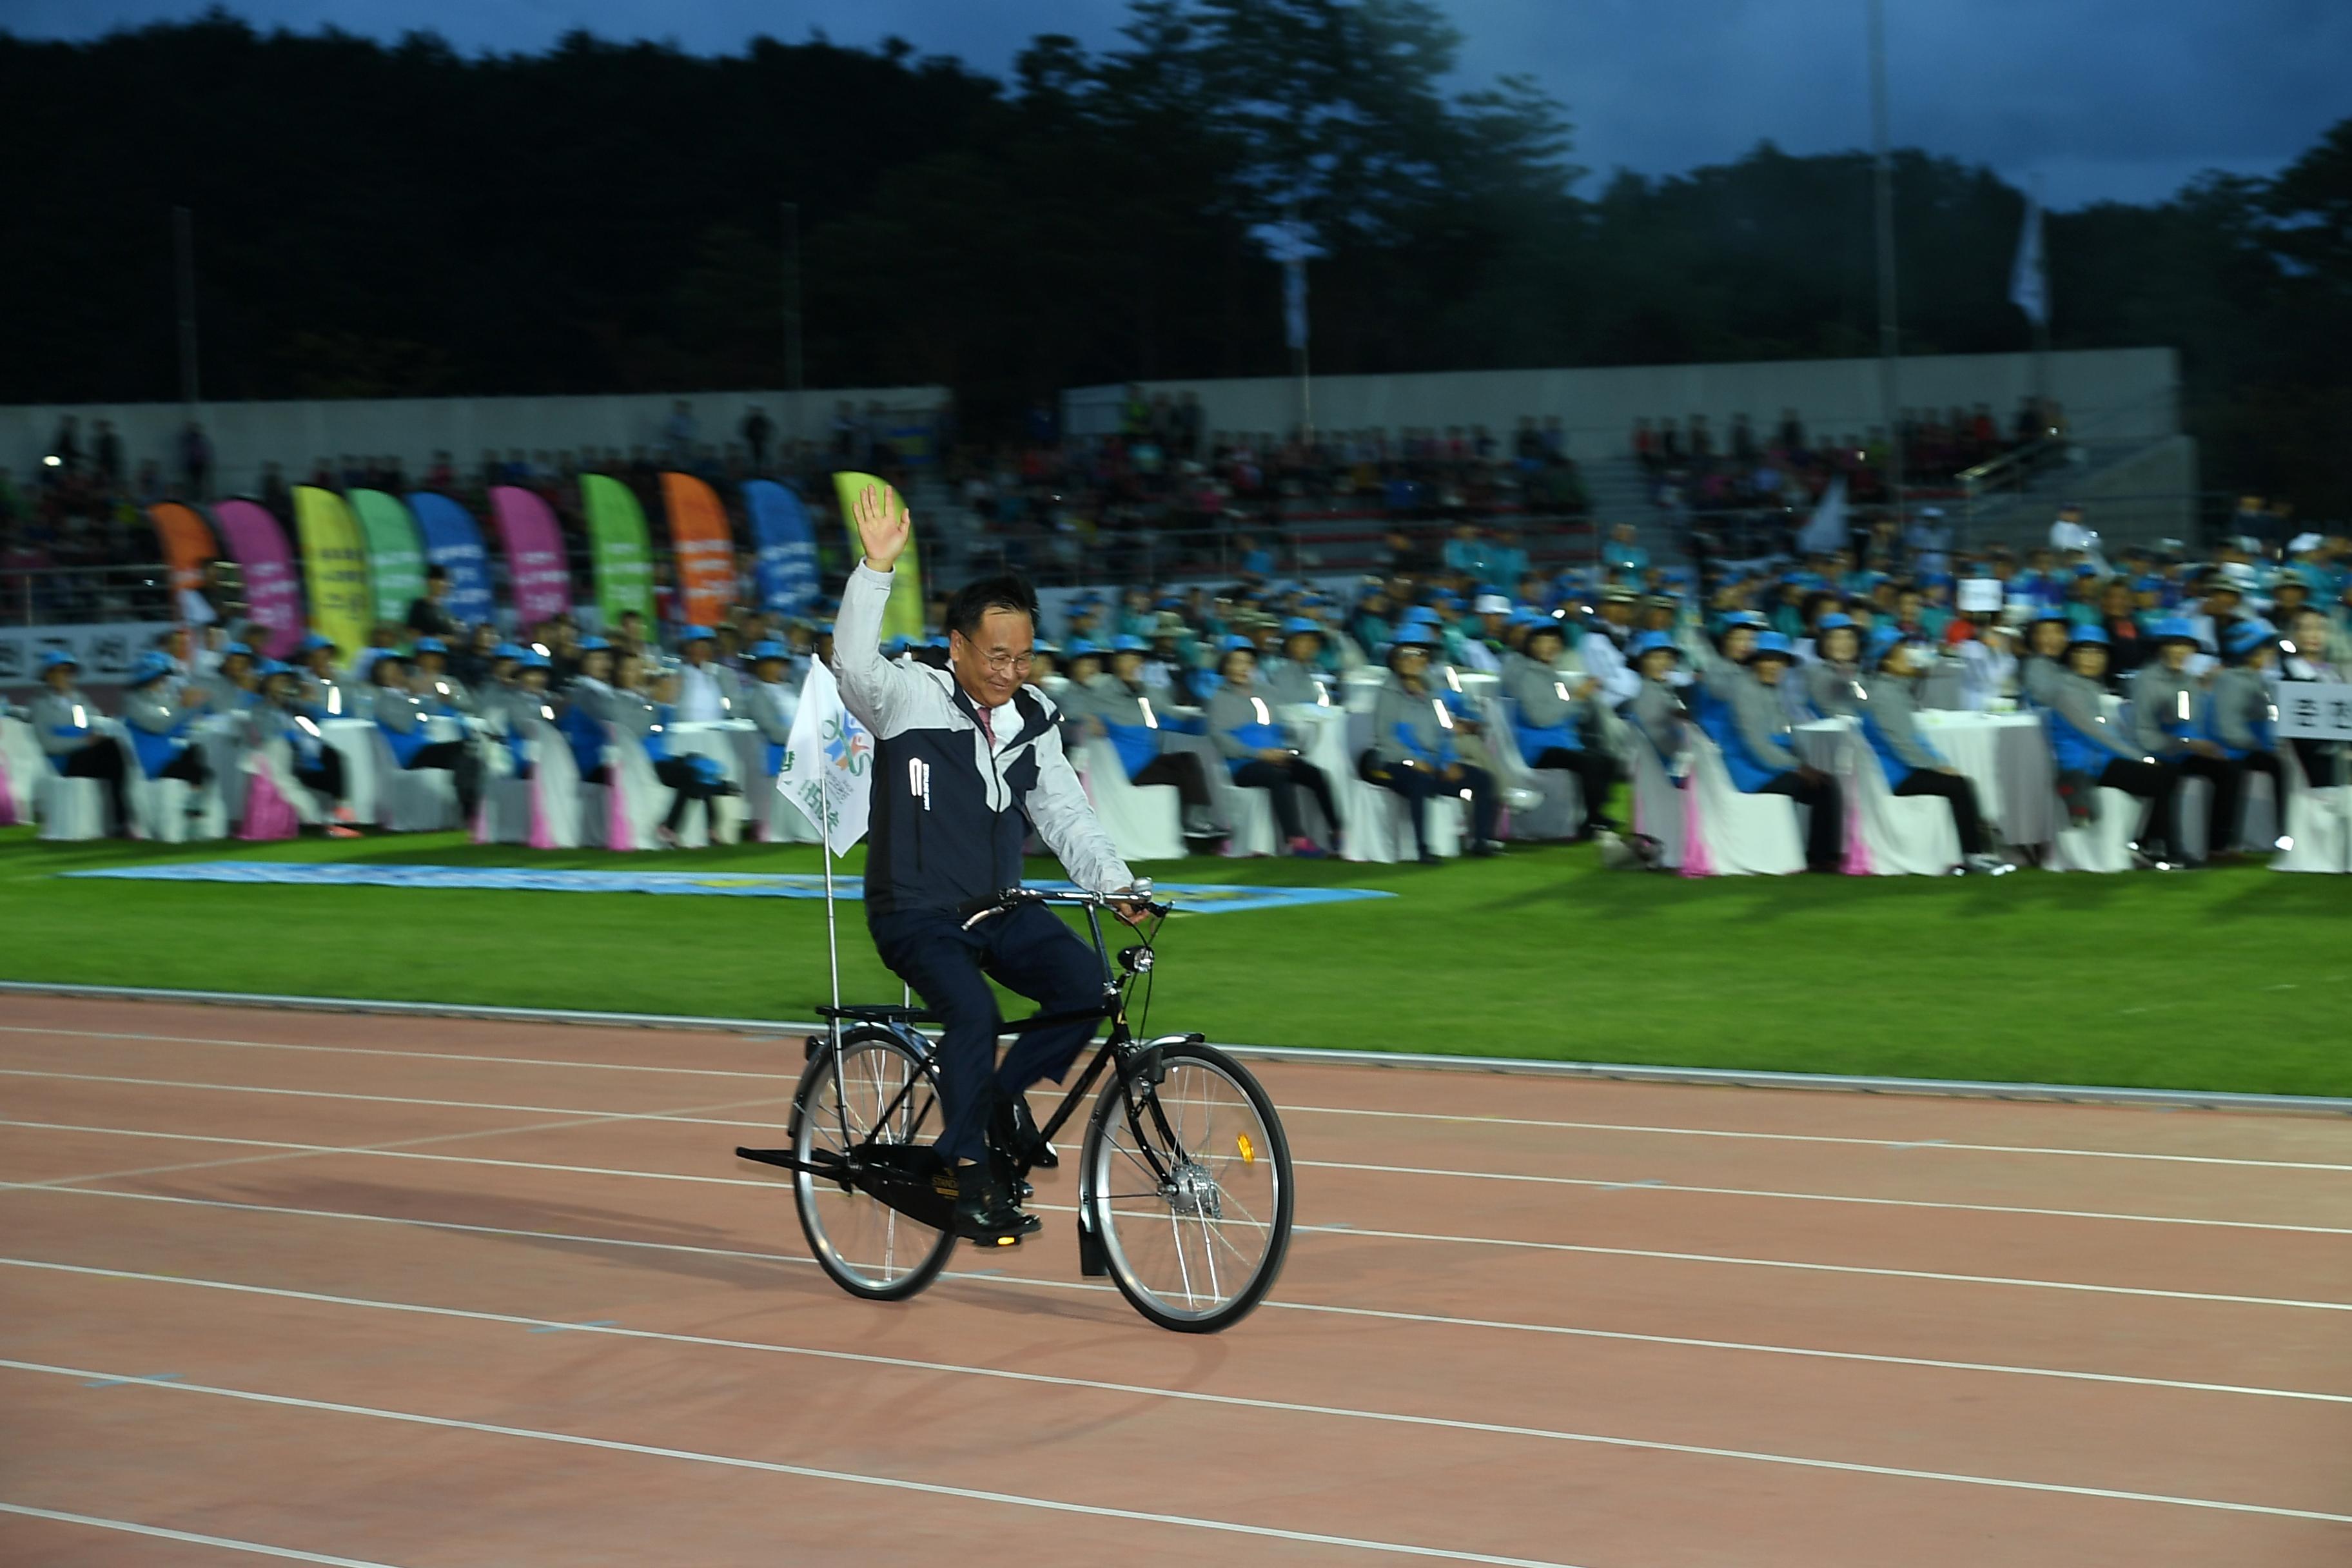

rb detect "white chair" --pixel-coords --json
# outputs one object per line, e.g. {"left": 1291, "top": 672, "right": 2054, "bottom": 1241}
{"left": 2273, "top": 746, "right": 2351, "bottom": 873}
{"left": 1075, "top": 736, "right": 1186, "bottom": 862}
{"left": 582, "top": 727, "right": 671, "bottom": 850}
{"left": 35, "top": 772, "right": 109, "bottom": 840}
{"left": 2175, "top": 766, "right": 2281, "bottom": 863}
{"left": 2047, "top": 787, "right": 2146, "bottom": 872}
{"left": 1480, "top": 694, "right": 1582, "bottom": 842}
{"left": 368, "top": 728, "right": 460, "bottom": 832}
{"left": 1840, "top": 732, "right": 1961, "bottom": 876}
{"left": 1625, "top": 734, "right": 1686, "bottom": 871}
{"left": 0, "top": 714, "right": 41, "bottom": 825}
{"left": 1337, "top": 709, "right": 1460, "bottom": 861}
{"left": 128, "top": 771, "right": 228, "bottom": 844}
{"left": 1680, "top": 732, "right": 1803, "bottom": 876}
{"left": 1208, "top": 769, "right": 1279, "bottom": 858}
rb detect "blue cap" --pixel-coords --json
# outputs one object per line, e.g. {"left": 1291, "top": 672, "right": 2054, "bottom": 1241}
{"left": 493, "top": 642, "right": 525, "bottom": 660}
{"left": 412, "top": 636, "right": 447, "bottom": 655}
{"left": 1110, "top": 634, "right": 1148, "bottom": 654}
{"left": 255, "top": 659, "right": 293, "bottom": 680}
{"left": 748, "top": 640, "right": 790, "bottom": 662}
{"left": 1280, "top": 617, "right": 1321, "bottom": 637}
{"left": 1219, "top": 634, "right": 1255, "bottom": 653}
{"left": 1628, "top": 631, "right": 1680, "bottom": 660}
{"left": 517, "top": 650, "right": 552, "bottom": 670}
{"left": 2068, "top": 624, "right": 2110, "bottom": 647}
{"left": 1724, "top": 610, "right": 1769, "bottom": 629}
{"left": 2222, "top": 619, "right": 2276, "bottom": 659}
{"left": 222, "top": 641, "right": 253, "bottom": 658}
{"left": 1399, "top": 606, "right": 1443, "bottom": 627}
{"left": 127, "top": 650, "right": 175, "bottom": 686}
{"left": 37, "top": 649, "right": 79, "bottom": 672}
{"left": 1744, "top": 632, "right": 1796, "bottom": 663}
{"left": 2148, "top": 616, "right": 2198, "bottom": 644}
{"left": 297, "top": 633, "right": 337, "bottom": 655}
{"left": 1064, "top": 638, "right": 1102, "bottom": 658}
{"left": 578, "top": 636, "right": 611, "bottom": 653}
{"left": 680, "top": 625, "right": 715, "bottom": 643}
{"left": 1816, "top": 613, "right": 1856, "bottom": 634}
{"left": 1866, "top": 627, "right": 1907, "bottom": 667}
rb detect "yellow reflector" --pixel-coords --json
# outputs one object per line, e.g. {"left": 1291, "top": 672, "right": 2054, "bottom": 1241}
{"left": 995, "top": 1235, "right": 1018, "bottom": 1246}
{"left": 1237, "top": 1133, "right": 1256, "bottom": 1164}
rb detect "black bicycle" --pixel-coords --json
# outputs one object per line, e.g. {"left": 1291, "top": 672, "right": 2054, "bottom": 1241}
{"left": 737, "top": 887, "right": 1295, "bottom": 1333}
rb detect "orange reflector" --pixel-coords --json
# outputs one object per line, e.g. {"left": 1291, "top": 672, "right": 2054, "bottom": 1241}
{"left": 1237, "top": 1133, "right": 1256, "bottom": 1164}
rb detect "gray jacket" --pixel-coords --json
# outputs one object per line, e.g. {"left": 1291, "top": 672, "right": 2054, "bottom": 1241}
{"left": 373, "top": 685, "right": 429, "bottom": 737}
{"left": 1730, "top": 672, "right": 1801, "bottom": 772}
{"left": 1503, "top": 654, "right": 1590, "bottom": 733}
{"left": 2019, "top": 654, "right": 2063, "bottom": 708}
{"left": 1204, "top": 683, "right": 1291, "bottom": 761}
{"left": 1077, "top": 672, "right": 1156, "bottom": 729}
{"left": 1857, "top": 672, "right": 1945, "bottom": 772}
{"left": 1629, "top": 678, "right": 1685, "bottom": 757}
{"left": 2129, "top": 664, "right": 2200, "bottom": 756}
{"left": 1805, "top": 661, "right": 1865, "bottom": 721}
{"left": 1259, "top": 658, "right": 1322, "bottom": 707}
{"left": 28, "top": 689, "right": 98, "bottom": 757}
{"left": 2210, "top": 666, "right": 2272, "bottom": 753}
{"left": 2049, "top": 668, "right": 2142, "bottom": 761}
{"left": 1371, "top": 674, "right": 1455, "bottom": 767}
{"left": 743, "top": 678, "right": 796, "bottom": 745}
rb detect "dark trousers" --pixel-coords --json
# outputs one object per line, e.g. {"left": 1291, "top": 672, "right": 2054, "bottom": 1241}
{"left": 2090, "top": 756, "right": 2181, "bottom": 859}
{"left": 1231, "top": 757, "right": 1340, "bottom": 843}
{"left": 653, "top": 756, "right": 725, "bottom": 834}
{"left": 2291, "top": 739, "right": 2341, "bottom": 789}
{"left": 406, "top": 739, "right": 480, "bottom": 817}
{"left": 2173, "top": 752, "right": 2246, "bottom": 859}
{"left": 1892, "top": 769, "right": 1987, "bottom": 857}
{"left": 1132, "top": 750, "right": 1214, "bottom": 812}
{"left": 1757, "top": 770, "right": 1843, "bottom": 868}
{"left": 1529, "top": 746, "right": 1619, "bottom": 833}
{"left": 870, "top": 902, "right": 1106, "bottom": 1165}
{"left": 59, "top": 740, "right": 127, "bottom": 828}
{"left": 1378, "top": 761, "right": 1497, "bottom": 854}
{"left": 295, "top": 746, "right": 346, "bottom": 804}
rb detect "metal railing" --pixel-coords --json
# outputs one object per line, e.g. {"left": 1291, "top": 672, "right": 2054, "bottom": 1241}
{"left": 3, "top": 563, "right": 177, "bottom": 627}
{"left": 946, "top": 512, "right": 1599, "bottom": 587}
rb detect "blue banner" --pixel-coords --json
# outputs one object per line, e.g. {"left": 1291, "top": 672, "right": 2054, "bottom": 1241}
{"left": 743, "top": 479, "right": 819, "bottom": 617}
{"left": 406, "top": 491, "right": 495, "bottom": 627}
{"left": 62, "top": 863, "right": 1395, "bottom": 914}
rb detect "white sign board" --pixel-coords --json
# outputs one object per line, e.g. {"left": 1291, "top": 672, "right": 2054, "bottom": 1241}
{"left": 1957, "top": 578, "right": 2004, "bottom": 614}
{"left": 0, "top": 622, "right": 172, "bottom": 686}
{"left": 2276, "top": 683, "right": 2352, "bottom": 742}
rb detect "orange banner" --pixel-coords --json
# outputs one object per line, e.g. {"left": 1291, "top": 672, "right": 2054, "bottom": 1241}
{"left": 660, "top": 471, "right": 738, "bottom": 631}
{"left": 147, "top": 502, "right": 217, "bottom": 608}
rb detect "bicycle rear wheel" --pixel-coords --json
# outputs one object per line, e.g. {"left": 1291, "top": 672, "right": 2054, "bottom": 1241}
{"left": 1083, "top": 1041, "right": 1293, "bottom": 1333}
{"left": 791, "top": 1028, "right": 956, "bottom": 1301}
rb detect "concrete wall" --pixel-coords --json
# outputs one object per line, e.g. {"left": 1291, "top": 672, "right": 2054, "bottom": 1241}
{"left": 3, "top": 385, "right": 951, "bottom": 496}
{"left": 1066, "top": 347, "right": 2180, "bottom": 455}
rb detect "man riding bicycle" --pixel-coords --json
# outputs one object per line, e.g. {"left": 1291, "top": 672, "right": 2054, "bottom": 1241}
{"left": 835, "top": 484, "right": 1148, "bottom": 1244}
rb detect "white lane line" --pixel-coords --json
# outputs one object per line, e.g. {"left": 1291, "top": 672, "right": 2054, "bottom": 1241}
{"left": 0, "top": 1502, "right": 402, "bottom": 1565}
{"left": 5, "top": 1128, "right": 2346, "bottom": 1312}
{"left": 0, "top": 1024, "right": 787, "bottom": 1081}
{"left": 5, "top": 1080, "right": 2340, "bottom": 1238}
{"left": 1292, "top": 1157, "right": 2352, "bottom": 1237}
{"left": 1269, "top": 1104, "right": 2352, "bottom": 1174}
{"left": 7, "top": 1348, "right": 2346, "bottom": 1530}
{"left": 12, "top": 1021, "right": 2348, "bottom": 1173}
{"left": 15, "top": 1184, "right": 2352, "bottom": 1400}
{"left": 0, "top": 1358, "right": 1592, "bottom": 1568}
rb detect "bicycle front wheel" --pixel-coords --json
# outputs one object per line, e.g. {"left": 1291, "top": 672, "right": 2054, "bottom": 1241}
{"left": 1083, "top": 1041, "right": 1293, "bottom": 1333}
{"left": 791, "top": 1028, "right": 956, "bottom": 1302}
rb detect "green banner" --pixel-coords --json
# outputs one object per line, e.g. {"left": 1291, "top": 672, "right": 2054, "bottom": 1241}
{"left": 349, "top": 489, "right": 426, "bottom": 626}
{"left": 581, "top": 473, "right": 656, "bottom": 631}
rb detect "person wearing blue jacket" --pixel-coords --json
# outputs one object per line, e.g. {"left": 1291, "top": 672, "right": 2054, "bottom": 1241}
{"left": 2131, "top": 616, "right": 2256, "bottom": 859}
{"left": 1723, "top": 632, "right": 1843, "bottom": 872}
{"left": 1366, "top": 629, "right": 1500, "bottom": 861}
{"left": 119, "top": 651, "right": 215, "bottom": 796}
{"left": 1857, "top": 630, "right": 2001, "bottom": 870}
{"left": 28, "top": 651, "right": 136, "bottom": 832}
{"left": 371, "top": 651, "right": 482, "bottom": 818}
{"left": 1077, "top": 637, "right": 1223, "bottom": 846}
{"left": 255, "top": 662, "right": 361, "bottom": 835}
{"left": 558, "top": 636, "right": 619, "bottom": 782}
{"left": 1504, "top": 621, "right": 1617, "bottom": 839}
{"left": 2044, "top": 625, "right": 2186, "bottom": 865}
{"left": 1206, "top": 641, "right": 1340, "bottom": 856}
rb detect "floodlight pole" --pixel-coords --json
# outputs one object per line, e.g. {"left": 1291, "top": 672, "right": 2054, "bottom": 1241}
{"left": 1868, "top": 0, "right": 1904, "bottom": 538}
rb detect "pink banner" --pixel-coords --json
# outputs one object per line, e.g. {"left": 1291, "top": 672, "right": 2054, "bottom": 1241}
{"left": 490, "top": 486, "right": 574, "bottom": 629}
{"left": 211, "top": 500, "right": 306, "bottom": 658}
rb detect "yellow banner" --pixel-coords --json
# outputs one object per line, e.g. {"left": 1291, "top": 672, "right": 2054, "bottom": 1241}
{"left": 831, "top": 471, "right": 925, "bottom": 643}
{"left": 293, "top": 486, "right": 374, "bottom": 660}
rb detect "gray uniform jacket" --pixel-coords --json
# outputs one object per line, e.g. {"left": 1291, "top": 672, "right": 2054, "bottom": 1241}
{"left": 1805, "top": 661, "right": 1865, "bottom": 721}
{"left": 2210, "top": 666, "right": 2272, "bottom": 753}
{"left": 1371, "top": 674, "right": 1453, "bottom": 767}
{"left": 2019, "top": 654, "right": 2063, "bottom": 709}
{"left": 2049, "top": 669, "right": 2142, "bottom": 761}
{"left": 1503, "top": 654, "right": 1590, "bottom": 733}
{"left": 1629, "top": 678, "right": 1685, "bottom": 756}
{"left": 373, "top": 687, "right": 430, "bottom": 738}
{"left": 1259, "top": 658, "right": 1322, "bottom": 707}
{"left": 1204, "top": 683, "right": 1291, "bottom": 761}
{"left": 1076, "top": 672, "right": 1158, "bottom": 730}
{"left": 2129, "top": 665, "right": 2200, "bottom": 756}
{"left": 1857, "top": 673, "right": 1945, "bottom": 771}
{"left": 564, "top": 677, "right": 622, "bottom": 728}
{"left": 1731, "top": 674, "right": 1801, "bottom": 772}
{"left": 29, "top": 689, "right": 98, "bottom": 756}
{"left": 607, "top": 687, "right": 659, "bottom": 746}
{"left": 122, "top": 688, "right": 199, "bottom": 744}
{"left": 743, "top": 679, "right": 796, "bottom": 745}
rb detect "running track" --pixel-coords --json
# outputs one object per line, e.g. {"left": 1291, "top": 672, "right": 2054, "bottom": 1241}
{"left": 1, "top": 995, "right": 2347, "bottom": 1567}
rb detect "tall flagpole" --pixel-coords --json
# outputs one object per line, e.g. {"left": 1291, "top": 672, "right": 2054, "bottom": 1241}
{"left": 1868, "top": 0, "right": 1905, "bottom": 538}
{"left": 821, "top": 796, "right": 840, "bottom": 1015}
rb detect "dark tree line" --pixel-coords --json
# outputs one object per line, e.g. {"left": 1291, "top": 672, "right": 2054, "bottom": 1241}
{"left": 1, "top": 3, "right": 2345, "bottom": 509}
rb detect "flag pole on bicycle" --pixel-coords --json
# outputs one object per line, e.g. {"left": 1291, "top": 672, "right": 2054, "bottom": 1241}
{"left": 779, "top": 652, "right": 876, "bottom": 1020}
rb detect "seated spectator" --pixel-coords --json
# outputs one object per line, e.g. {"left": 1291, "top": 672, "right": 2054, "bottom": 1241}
{"left": 1206, "top": 640, "right": 1339, "bottom": 857}
{"left": 1857, "top": 631, "right": 2003, "bottom": 872}
{"left": 673, "top": 626, "right": 742, "bottom": 721}
{"left": 1627, "top": 631, "right": 1687, "bottom": 761}
{"left": 255, "top": 662, "right": 360, "bottom": 836}
{"left": 1364, "top": 630, "right": 1498, "bottom": 862}
{"left": 409, "top": 638, "right": 475, "bottom": 714}
{"left": 1721, "top": 633, "right": 1843, "bottom": 873}
{"left": 371, "top": 652, "right": 482, "bottom": 818}
{"left": 1074, "top": 636, "right": 1224, "bottom": 848}
{"left": 200, "top": 641, "right": 259, "bottom": 713}
{"left": 2130, "top": 618, "right": 2246, "bottom": 862}
{"left": 2211, "top": 620, "right": 2287, "bottom": 848}
{"left": 2045, "top": 627, "right": 2184, "bottom": 867}
{"left": 121, "top": 649, "right": 215, "bottom": 794}
{"left": 1801, "top": 614, "right": 1865, "bottom": 721}
{"left": 1260, "top": 619, "right": 1331, "bottom": 706}
{"left": 1504, "top": 622, "right": 1617, "bottom": 839}
{"left": 2280, "top": 607, "right": 2346, "bottom": 787}
{"left": 622, "top": 654, "right": 738, "bottom": 847}
{"left": 30, "top": 651, "right": 132, "bottom": 834}
{"left": 560, "top": 637, "right": 620, "bottom": 782}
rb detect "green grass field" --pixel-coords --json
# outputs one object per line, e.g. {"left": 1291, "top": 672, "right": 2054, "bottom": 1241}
{"left": 5, "top": 824, "right": 2347, "bottom": 1097}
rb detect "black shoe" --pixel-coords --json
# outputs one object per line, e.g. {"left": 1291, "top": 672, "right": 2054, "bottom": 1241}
{"left": 991, "top": 1093, "right": 1057, "bottom": 1170}
{"left": 1416, "top": 850, "right": 1444, "bottom": 865}
{"left": 952, "top": 1162, "right": 1041, "bottom": 1246}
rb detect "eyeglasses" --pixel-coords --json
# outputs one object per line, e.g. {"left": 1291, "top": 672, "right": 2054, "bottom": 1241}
{"left": 977, "top": 651, "right": 1034, "bottom": 674}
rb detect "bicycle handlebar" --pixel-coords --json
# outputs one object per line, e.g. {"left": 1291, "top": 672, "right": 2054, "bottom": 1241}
{"left": 959, "top": 884, "right": 1173, "bottom": 928}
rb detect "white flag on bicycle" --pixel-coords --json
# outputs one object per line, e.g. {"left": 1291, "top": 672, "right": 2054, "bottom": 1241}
{"left": 779, "top": 657, "right": 874, "bottom": 852}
